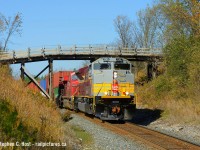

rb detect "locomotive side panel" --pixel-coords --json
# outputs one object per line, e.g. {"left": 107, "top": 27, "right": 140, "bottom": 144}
{"left": 62, "top": 72, "right": 79, "bottom": 109}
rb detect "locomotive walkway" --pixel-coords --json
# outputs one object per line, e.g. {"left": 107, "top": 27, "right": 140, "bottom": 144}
{"left": 0, "top": 45, "right": 163, "bottom": 99}
{"left": 0, "top": 45, "right": 163, "bottom": 64}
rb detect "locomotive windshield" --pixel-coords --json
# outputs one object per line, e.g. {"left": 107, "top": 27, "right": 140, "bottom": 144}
{"left": 94, "top": 63, "right": 111, "bottom": 70}
{"left": 114, "top": 64, "right": 130, "bottom": 70}
{"left": 71, "top": 74, "right": 78, "bottom": 80}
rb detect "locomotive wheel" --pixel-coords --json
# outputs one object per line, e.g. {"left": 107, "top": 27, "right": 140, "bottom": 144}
{"left": 56, "top": 97, "right": 59, "bottom": 107}
{"left": 56, "top": 96, "right": 63, "bottom": 108}
{"left": 74, "top": 104, "right": 79, "bottom": 113}
{"left": 73, "top": 98, "right": 79, "bottom": 112}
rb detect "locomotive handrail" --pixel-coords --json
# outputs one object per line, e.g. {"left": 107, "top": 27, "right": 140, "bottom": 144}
{"left": 0, "top": 45, "right": 163, "bottom": 63}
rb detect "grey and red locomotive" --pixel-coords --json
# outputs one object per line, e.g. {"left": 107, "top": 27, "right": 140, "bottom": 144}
{"left": 56, "top": 57, "right": 136, "bottom": 121}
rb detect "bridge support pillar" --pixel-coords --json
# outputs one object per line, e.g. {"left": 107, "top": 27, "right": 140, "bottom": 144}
{"left": 131, "top": 61, "right": 137, "bottom": 79}
{"left": 48, "top": 59, "right": 54, "bottom": 100}
{"left": 21, "top": 65, "right": 51, "bottom": 99}
{"left": 20, "top": 62, "right": 25, "bottom": 81}
{"left": 147, "top": 62, "right": 157, "bottom": 81}
{"left": 147, "top": 62, "right": 153, "bottom": 81}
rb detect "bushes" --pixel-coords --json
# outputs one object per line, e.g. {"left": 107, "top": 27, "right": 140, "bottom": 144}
{"left": 164, "top": 36, "right": 190, "bottom": 86}
{"left": 135, "top": 0, "right": 200, "bottom": 123}
{"left": 0, "top": 100, "right": 37, "bottom": 142}
{"left": 155, "top": 75, "right": 172, "bottom": 96}
{"left": 164, "top": 36, "right": 200, "bottom": 89}
{"left": 0, "top": 65, "right": 77, "bottom": 148}
{"left": 137, "top": 35, "right": 200, "bottom": 123}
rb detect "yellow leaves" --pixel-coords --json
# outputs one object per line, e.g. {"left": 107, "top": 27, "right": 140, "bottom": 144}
{"left": 160, "top": 0, "right": 200, "bottom": 37}
{"left": 189, "top": 1, "right": 200, "bottom": 34}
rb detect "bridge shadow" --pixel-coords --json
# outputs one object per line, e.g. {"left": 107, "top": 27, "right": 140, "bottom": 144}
{"left": 130, "top": 108, "right": 163, "bottom": 126}
{"left": 106, "top": 108, "right": 163, "bottom": 125}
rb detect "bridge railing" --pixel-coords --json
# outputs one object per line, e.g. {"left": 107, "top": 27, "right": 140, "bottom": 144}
{"left": 0, "top": 45, "right": 162, "bottom": 61}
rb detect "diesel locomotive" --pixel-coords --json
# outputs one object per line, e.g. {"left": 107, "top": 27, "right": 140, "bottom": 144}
{"left": 57, "top": 57, "right": 136, "bottom": 120}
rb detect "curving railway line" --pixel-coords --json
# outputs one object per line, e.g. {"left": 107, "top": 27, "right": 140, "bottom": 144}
{"left": 76, "top": 112, "right": 200, "bottom": 150}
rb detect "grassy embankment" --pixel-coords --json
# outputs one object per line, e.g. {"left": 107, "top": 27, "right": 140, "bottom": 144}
{"left": 71, "top": 125, "right": 93, "bottom": 147}
{"left": 137, "top": 36, "right": 200, "bottom": 124}
{"left": 0, "top": 65, "right": 79, "bottom": 149}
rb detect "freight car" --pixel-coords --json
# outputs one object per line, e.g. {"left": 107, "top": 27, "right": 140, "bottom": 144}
{"left": 57, "top": 57, "right": 136, "bottom": 121}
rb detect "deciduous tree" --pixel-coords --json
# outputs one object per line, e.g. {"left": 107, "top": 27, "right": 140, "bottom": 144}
{"left": 0, "top": 13, "right": 22, "bottom": 51}
{"left": 157, "top": 0, "right": 200, "bottom": 38}
{"left": 114, "top": 15, "right": 133, "bottom": 48}
{"left": 132, "top": 6, "right": 164, "bottom": 48}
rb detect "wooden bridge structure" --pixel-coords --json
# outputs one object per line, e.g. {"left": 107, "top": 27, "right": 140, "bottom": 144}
{"left": 0, "top": 45, "right": 163, "bottom": 99}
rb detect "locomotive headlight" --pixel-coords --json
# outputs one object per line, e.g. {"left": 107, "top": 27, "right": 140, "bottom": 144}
{"left": 104, "top": 91, "right": 108, "bottom": 95}
{"left": 113, "top": 71, "right": 118, "bottom": 79}
{"left": 125, "top": 91, "right": 129, "bottom": 95}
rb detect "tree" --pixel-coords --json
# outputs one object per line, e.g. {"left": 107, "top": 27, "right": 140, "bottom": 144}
{"left": 157, "top": 0, "right": 200, "bottom": 38}
{"left": 0, "top": 18, "right": 4, "bottom": 32}
{"left": 114, "top": 15, "right": 133, "bottom": 48}
{"left": 0, "top": 16, "right": 4, "bottom": 50}
{"left": 132, "top": 6, "right": 164, "bottom": 48}
{"left": 0, "top": 13, "right": 22, "bottom": 51}
{"left": 157, "top": 0, "right": 200, "bottom": 88}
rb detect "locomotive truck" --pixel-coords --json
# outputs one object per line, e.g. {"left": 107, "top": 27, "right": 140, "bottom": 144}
{"left": 57, "top": 57, "right": 136, "bottom": 120}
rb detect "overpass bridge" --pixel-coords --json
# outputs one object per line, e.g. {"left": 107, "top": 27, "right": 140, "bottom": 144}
{"left": 0, "top": 45, "right": 162, "bottom": 64}
{"left": 0, "top": 45, "right": 163, "bottom": 99}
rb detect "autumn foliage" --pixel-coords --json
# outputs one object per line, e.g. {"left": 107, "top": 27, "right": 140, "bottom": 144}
{"left": 137, "top": 0, "right": 200, "bottom": 123}
{"left": 0, "top": 65, "right": 78, "bottom": 148}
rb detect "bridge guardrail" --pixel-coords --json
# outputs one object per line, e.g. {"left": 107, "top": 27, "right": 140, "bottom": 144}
{"left": 0, "top": 45, "right": 163, "bottom": 61}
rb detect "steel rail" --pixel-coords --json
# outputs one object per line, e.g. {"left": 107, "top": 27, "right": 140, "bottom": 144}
{"left": 75, "top": 112, "right": 200, "bottom": 150}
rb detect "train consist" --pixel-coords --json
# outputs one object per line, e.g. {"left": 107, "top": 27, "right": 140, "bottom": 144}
{"left": 32, "top": 57, "right": 136, "bottom": 121}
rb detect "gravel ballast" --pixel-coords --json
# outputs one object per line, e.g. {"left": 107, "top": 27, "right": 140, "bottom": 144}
{"left": 131, "top": 108, "right": 200, "bottom": 147}
{"left": 65, "top": 109, "right": 200, "bottom": 149}
{"left": 67, "top": 114, "right": 152, "bottom": 150}
{"left": 147, "top": 120, "right": 200, "bottom": 146}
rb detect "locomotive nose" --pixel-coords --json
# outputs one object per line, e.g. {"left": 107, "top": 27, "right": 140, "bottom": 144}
{"left": 112, "top": 79, "right": 119, "bottom": 96}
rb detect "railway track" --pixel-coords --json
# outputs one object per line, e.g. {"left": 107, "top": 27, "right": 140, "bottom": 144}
{"left": 76, "top": 113, "right": 200, "bottom": 150}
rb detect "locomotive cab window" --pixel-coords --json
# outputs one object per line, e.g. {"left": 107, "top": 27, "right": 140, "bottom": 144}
{"left": 71, "top": 74, "right": 78, "bottom": 80}
{"left": 94, "top": 63, "right": 111, "bottom": 70}
{"left": 88, "top": 65, "right": 92, "bottom": 78}
{"left": 114, "top": 64, "right": 130, "bottom": 70}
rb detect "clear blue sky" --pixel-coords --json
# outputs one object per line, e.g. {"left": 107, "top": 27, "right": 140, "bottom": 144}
{"left": 0, "top": 0, "right": 153, "bottom": 77}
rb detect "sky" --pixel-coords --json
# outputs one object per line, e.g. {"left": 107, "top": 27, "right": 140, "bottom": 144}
{"left": 0, "top": 0, "right": 153, "bottom": 77}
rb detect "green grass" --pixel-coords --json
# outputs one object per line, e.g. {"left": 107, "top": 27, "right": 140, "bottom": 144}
{"left": 71, "top": 125, "right": 93, "bottom": 146}
{"left": 0, "top": 100, "right": 37, "bottom": 142}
